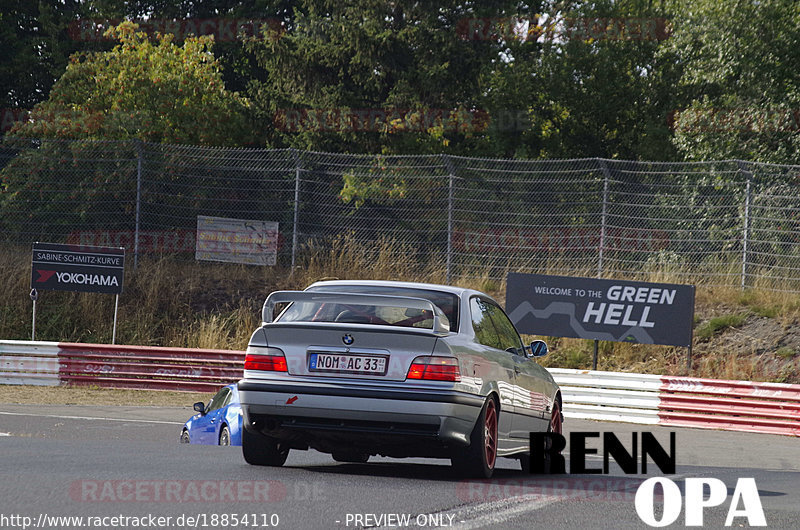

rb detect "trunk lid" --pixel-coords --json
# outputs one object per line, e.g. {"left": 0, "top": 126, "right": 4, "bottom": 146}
{"left": 262, "top": 323, "right": 440, "bottom": 382}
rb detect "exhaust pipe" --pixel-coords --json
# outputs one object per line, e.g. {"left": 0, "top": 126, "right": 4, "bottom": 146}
{"left": 249, "top": 416, "right": 280, "bottom": 433}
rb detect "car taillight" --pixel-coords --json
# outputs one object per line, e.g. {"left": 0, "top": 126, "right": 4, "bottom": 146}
{"left": 407, "top": 356, "right": 461, "bottom": 382}
{"left": 244, "top": 347, "right": 288, "bottom": 372}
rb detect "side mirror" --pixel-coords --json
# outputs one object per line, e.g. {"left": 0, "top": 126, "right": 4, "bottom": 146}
{"left": 528, "top": 340, "right": 548, "bottom": 358}
{"left": 193, "top": 401, "right": 206, "bottom": 415}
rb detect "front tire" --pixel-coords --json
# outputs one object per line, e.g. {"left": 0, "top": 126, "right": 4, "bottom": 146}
{"left": 520, "top": 399, "right": 562, "bottom": 472}
{"left": 242, "top": 427, "right": 289, "bottom": 466}
{"left": 180, "top": 429, "right": 190, "bottom": 444}
{"left": 519, "top": 452, "right": 530, "bottom": 473}
{"left": 549, "top": 400, "right": 563, "bottom": 434}
{"left": 452, "top": 397, "right": 498, "bottom": 479}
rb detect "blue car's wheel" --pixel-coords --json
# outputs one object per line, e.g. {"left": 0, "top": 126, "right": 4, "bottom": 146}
{"left": 180, "top": 429, "right": 190, "bottom": 444}
{"left": 219, "top": 426, "right": 231, "bottom": 446}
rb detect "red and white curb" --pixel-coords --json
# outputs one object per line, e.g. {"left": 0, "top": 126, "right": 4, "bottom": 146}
{"left": 2, "top": 341, "right": 798, "bottom": 437}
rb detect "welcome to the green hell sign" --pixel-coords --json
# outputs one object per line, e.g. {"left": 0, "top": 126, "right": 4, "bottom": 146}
{"left": 507, "top": 272, "right": 695, "bottom": 347}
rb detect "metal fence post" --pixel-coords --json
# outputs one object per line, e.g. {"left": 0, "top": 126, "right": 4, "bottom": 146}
{"left": 593, "top": 159, "right": 613, "bottom": 370}
{"left": 442, "top": 155, "right": 455, "bottom": 283}
{"left": 738, "top": 161, "right": 753, "bottom": 289}
{"left": 597, "top": 159, "right": 611, "bottom": 279}
{"left": 133, "top": 139, "right": 143, "bottom": 270}
{"left": 291, "top": 149, "right": 301, "bottom": 270}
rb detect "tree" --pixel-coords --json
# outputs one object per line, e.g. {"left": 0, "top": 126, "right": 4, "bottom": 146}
{"left": 8, "top": 21, "right": 253, "bottom": 145}
{"left": 245, "top": 0, "right": 514, "bottom": 155}
{"left": 663, "top": 0, "right": 800, "bottom": 163}
{"left": 78, "top": 0, "right": 292, "bottom": 146}
{"left": 243, "top": 0, "right": 680, "bottom": 160}
{"left": 0, "top": 1, "right": 109, "bottom": 131}
{"left": 482, "top": 0, "right": 679, "bottom": 160}
{"left": 1, "top": 22, "right": 255, "bottom": 242}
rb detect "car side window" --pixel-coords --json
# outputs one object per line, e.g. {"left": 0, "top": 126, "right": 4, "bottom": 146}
{"left": 207, "top": 388, "right": 231, "bottom": 413}
{"left": 484, "top": 301, "right": 524, "bottom": 354}
{"left": 221, "top": 389, "right": 234, "bottom": 408}
{"left": 470, "top": 297, "right": 503, "bottom": 350}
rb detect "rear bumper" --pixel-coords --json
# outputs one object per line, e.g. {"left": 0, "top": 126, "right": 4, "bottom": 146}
{"left": 237, "top": 379, "right": 484, "bottom": 457}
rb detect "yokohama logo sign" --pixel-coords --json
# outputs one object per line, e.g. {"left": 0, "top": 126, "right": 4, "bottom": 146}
{"left": 46, "top": 272, "right": 120, "bottom": 287}
{"left": 31, "top": 242, "right": 125, "bottom": 295}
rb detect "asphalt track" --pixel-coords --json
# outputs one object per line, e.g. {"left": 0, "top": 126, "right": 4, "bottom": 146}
{"left": 0, "top": 403, "right": 798, "bottom": 529}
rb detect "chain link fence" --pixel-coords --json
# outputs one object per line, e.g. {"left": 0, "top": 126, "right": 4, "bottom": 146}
{"left": 2, "top": 138, "right": 800, "bottom": 290}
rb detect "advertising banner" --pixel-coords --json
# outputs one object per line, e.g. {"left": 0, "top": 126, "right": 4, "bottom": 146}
{"left": 31, "top": 242, "right": 125, "bottom": 295}
{"left": 196, "top": 216, "right": 279, "bottom": 266}
{"left": 506, "top": 272, "right": 695, "bottom": 347}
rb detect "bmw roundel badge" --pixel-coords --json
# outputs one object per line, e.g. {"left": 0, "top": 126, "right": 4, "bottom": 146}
{"left": 342, "top": 334, "right": 354, "bottom": 345}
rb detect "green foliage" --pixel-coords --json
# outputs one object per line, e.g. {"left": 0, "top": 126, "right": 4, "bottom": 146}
{"left": 9, "top": 21, "right": 252, "bottom": 145}
{"left": 0, "top": 139, "right": 139, "bottom": 239}
{"left": 6, "top": 0, "right": 800, "bottom": 166}
{"left": 751, "top": 306, "right": 780, "bottom": 319}
{"left": 664, "top": 0, "right": 800, "bottom": 162}
{"left": 0, "top": 22, "right": 257, "bottom": 235}
{"left": 0, "top": 1, "right": 103, "bottom": 110}
{"left": 317, "top": 153, "right": 451, "bottom": 259}
{"left": 242, "top": 0, "right": 680, "bottom": 159}
{"left": 489, "top": 0, "right": 679, "bottom": 160}
{"left": 737, "top": 291, "right": 780, "bottom": 318}
{"left": 245, "top": 0, "right": 523, "bottom": 154}
{"left": 339, "top": 171, "right": 409, "bottom": 208}
{"left": 695, "top": 313, "right": 748, "bottom": 341}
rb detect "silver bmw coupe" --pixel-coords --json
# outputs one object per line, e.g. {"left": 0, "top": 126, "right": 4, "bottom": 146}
{"left": 238, "top": 280, "right": 562, "bottom": 478}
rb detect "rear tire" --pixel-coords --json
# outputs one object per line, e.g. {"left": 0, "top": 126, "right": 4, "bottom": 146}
{"left": 451, "top": 397, "right": 498, "bottom": 479}
{"left": 242, "top": 427, "right": 289, "bottom": 466}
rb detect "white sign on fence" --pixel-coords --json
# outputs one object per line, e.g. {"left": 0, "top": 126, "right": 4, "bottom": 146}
{"left": 195, "top": 216, "right": 279, "bottom": 266}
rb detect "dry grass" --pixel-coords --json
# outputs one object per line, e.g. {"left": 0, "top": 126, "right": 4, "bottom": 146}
{"left": 290, "top": 234, "right": 448, "bottom": 288}
{"left": 535, "top": 336, "right": 685, "bottom": 375}
{"left": 0, "top": 384, "right": 209, "bottom": 406}
{"left": 180, "top": 306, "right": 259, "bottom": 350}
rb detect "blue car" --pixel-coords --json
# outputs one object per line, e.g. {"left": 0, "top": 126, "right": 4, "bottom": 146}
{"left": 180, "top": 384, "right": 242, "bottom": 446}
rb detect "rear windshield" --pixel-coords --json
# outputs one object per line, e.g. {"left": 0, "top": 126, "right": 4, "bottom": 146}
{"left": 276, "top": 285, "right": 459, "bottom": 333}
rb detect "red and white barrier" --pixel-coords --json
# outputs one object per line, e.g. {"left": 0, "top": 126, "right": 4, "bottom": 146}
{"left": 0, "top": 340, "right": 243, "bottom": 392}
{"left": 56, "top": 342, "right": 244, "bottom": 393}
{"left": 1, "top": 341, "right": 798, "bottom": 437}
{"left": 551, "top": 368, "right": 800, "bottom": 437}
{"left": 0, "top": 340, "right": 61, "bottom": 386}
{"left": 658, "top": 376, "right": 800, "bottom": 437}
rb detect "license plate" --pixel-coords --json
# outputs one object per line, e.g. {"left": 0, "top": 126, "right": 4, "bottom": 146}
{"left": 308, "top": 352, "right": 388, "bottom": 375}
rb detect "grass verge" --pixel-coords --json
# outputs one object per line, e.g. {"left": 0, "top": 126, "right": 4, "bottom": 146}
{"left": 0, "top": 384, "right": 209, "bottom": 407}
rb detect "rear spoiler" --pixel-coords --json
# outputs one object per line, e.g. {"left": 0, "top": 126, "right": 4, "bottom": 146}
{"left": 262, "top": 290, "right": 451, "bottom": 335}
